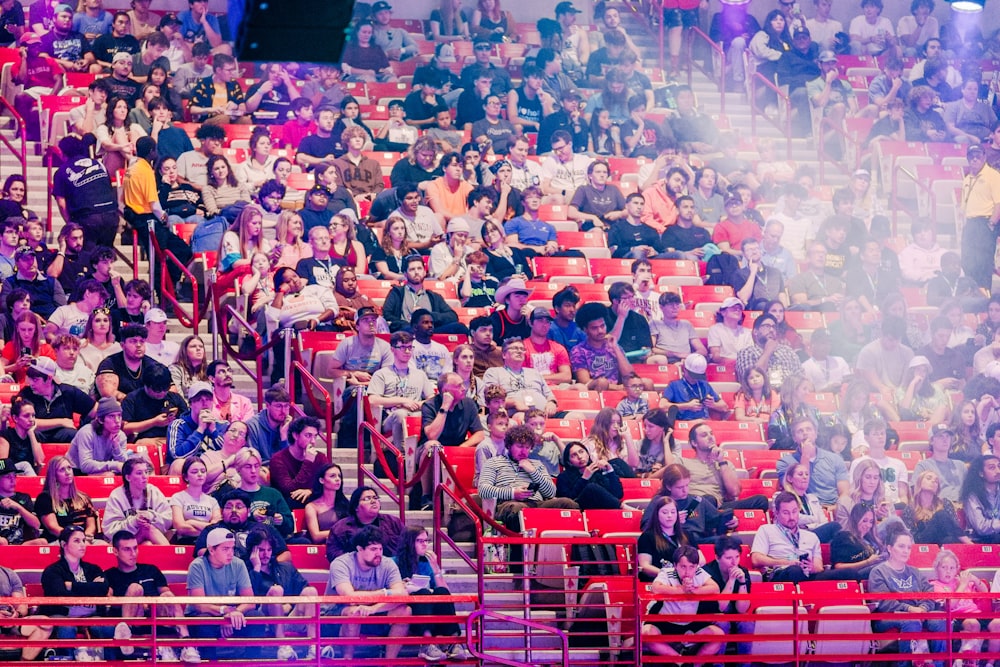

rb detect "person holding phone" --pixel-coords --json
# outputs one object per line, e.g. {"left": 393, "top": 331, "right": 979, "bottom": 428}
{"left": 751, "top": 491, "right": 822, "bottom": 583}
{"left": 392, "top": 526, "right": 469, "bottom": 661}
{"left": 122, "top": 362, "right": 186, "bottom": 449}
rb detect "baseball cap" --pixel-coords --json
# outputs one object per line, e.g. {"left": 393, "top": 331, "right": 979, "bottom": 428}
{"left": 29, "top": 357, "right": 57, "bottom": 377}
{"left": 818, "top": 50, "right": 837, "bottom": 63}
{"left": 929, "top": 424, "right": 954, "bottom": 439}
{"left": 435, "top": 43, "right": 456, "bottom": 64}
{"left": 0, "top": 458, "right": 17, "bottom": 476}
{"left": 792, "top": 27, "right": 810, "bottom": 39}
{"left": 18, "top": 33, "right": 41, "bottom": 46}
{"left": 720, "top": 296, "right": 744, "bottom": 310}
{"left": 853, "top": 168, "right": 871, "bottom": 179}
{"left": 144, "top": 307, "right": 167, "bottom": 324}
{"left": 372, "top": 0, "right": 392, "bottom": 11}
{"left": 54, "top": 3, "right": 74, "bottom": 13}
{"left": 908, "top": 355, "right": 931, "bottom": 369}
{"left": 112, "top": 52, "right": 133, "bottom": 64}
{"left": 556, "top": 1, "right": 582, "bottom": 14}
{"left": 356, "top": 306, "right": 378, "bottom": 321}
{"left": 683, "top": 353, "right": 708, "bottom": 379}
{"left": 187, "top": 381, "right": 214, "bottom": 400}
{"left": 307, "top": 184, "right": 331, "bottom": 197}
{"left": 14, "top": 246, "right": 34, "bottom": 259}
{"left": 968, "top": 144, "right": 986, "bottom": 158}
{"left": 530, "top": 307, "right": 553, "bottom": 322}
{"left": 206, "top": 527, "right": 236, "bottom": 548}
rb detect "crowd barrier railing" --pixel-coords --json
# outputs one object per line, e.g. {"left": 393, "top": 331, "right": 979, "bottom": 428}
{"left": 0, "top": 591, "right": 479, "bottom": 663}
{"left": 686, "top": 27, "right": 726, "bottom": 116}
{"left": 750, "top": 72, "right": 793, "bottom": 159}
{"left": 0, "top": 96, "right": 27, "bottom": 188}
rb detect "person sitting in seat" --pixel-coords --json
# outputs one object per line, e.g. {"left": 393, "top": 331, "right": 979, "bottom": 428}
{"left": 641, "top": 544, "right": 724, "bottom": 659}
{"left": 325, "top": 525, "right": 412, "bottom": 661}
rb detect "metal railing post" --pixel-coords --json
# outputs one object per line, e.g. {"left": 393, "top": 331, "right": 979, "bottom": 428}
{"left": 146, "top": 220, "right": 156, "bottom": 307}
{"left": 282, "top": 327, "right": 293, "bottom": 388}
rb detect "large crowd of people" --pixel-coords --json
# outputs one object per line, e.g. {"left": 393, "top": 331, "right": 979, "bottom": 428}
{"left": 3, "top": 0, "right": 1000, "bottom": 661}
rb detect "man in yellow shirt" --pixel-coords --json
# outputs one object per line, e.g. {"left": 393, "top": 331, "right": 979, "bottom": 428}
{"left": 123, "top": 137, "right": 193, "bottom": 295}
{"left": 961, "top": 143, "right": 1000, "bottom": 291}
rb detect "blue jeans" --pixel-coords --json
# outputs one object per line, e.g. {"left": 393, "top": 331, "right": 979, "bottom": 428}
{"left": 874, "top": 616, "right": 946, "bottom": 661}
{"left": 55, "top": 620, "right": 115, "bottom": 658}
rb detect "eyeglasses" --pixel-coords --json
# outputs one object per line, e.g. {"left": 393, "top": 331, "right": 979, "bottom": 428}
{"left": 394, "top": 345, "right": 414, "bottom": 351}
{"left": 415, "top": 538, "right": 431, "bottom": 543}
{"left": 475, "top": 44, "right": 492, "bottom": 51}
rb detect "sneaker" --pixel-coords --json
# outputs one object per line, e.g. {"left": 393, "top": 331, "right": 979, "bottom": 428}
{"left": 913, "top": 639, "right": 930, "bottom": 655}
{"left": 276, "top": 645, "right": 297, "bottom": 661}
{"left": 114, "top": 622, "right": 134, "bottom": 656}
{"left": 419, "top": 645, "right": 446, "bottom": 662}
{"left": 304, "top": 647, "right": 316, "bottom": 661}
{"left": 156, "top": 646, "right": 179, "bottom": 662}
{"left": 74, "top": 648, "right": 95, "bottom": 662}
{"left": 179, "top": 647, "right": 201, "bottom": 664}
{"left": 41, "top": 648, "right": 57, "bottom": 661}
{"left": 420, "top": 497, "right": 433, "bottom": 511}
{"left": 320, "top": 646, "right": 336, "bottom": 660}
{"left": 448, "top": 644, "right": 471, "bottom": 660}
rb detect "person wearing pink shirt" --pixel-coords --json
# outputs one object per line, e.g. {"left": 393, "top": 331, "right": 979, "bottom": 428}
{"left": 522, "top": 307, "right": 578, "bottom": 387}
{"left": 208, "top": 360, "right": 255, "bottom": 423}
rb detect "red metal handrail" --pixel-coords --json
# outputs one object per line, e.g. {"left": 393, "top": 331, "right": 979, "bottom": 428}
{"left": 892, "top": 164, "right": 936, "bottom": 237}
{"left": 817, "top": 116, "right": 864, "bottom": 180}
{"left": 358, "top": 394, "right": 406, "bottom": 523}
{"left": 750, "top": 71, "right": 793, "bottom": 159}
{"left": 686, "top": 27, "right": 726, "bottom": 115}
{"left": 0, "top": 96, "right": 27, "bottom": 186}
{"left": 466, "top": 609, "right": 569, "bottom": 667}
{"left": 287, "top": 357, "right": 334, "bottom": 459}
{"left": 157, "top": 248, "right": 199, "bottom": 331}
{"left": 212, "top": 288, "right": 272, "bottom": 408}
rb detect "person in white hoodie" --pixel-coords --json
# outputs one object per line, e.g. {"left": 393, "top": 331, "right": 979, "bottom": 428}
{"left": 898, "top": 219, "right": 946, "bottom": 285}
{"left": 102, "top": 458, "right": 171, "bottom": 544}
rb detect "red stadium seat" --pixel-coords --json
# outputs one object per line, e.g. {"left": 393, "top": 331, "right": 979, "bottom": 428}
{"left": 942, "top": 543, "right": 1000, "bottom": 568}
{"left": 422, "top": 280, "right": 458, "bottom": 300}
{"left": 544, "top": 419, "right": 585, "bottom": 439}
{"left": 742, "top": 450, "right": 783, "bottom": 477}
{"left": 907, "top": 543, "right": 941, "bottom": 568}
{"left": 356, "top": 280, "right": 397, "bottom": 301}
{"left": 538, "top": 204, "right": 571, "bottom": 221}
{"left": 739, "top": 477, "right": 780, "bottom": 499}
{"left": 782, "top": 311, "right": 826, "bottom": 331}
{"left": 584, "top": 509, "right": 643, "bottom": 536}
{"left": 630, "top": 364, "right": 680, "bottom": 388}
{"left": 441, "top": 447, "right": 476, "bottom": 493}
{"left": 287, "top": 544, "right": 330, "bottom": 572}
{"left": 532, "top": 256, "right": 592, "bottom": 282}
{"left": 680, "top": 285, "right": 734, "bottom": 308}
{"left": 520, "top": 508, "right": 587, "bottom": 537}
{"left": 148, "top": 475, "right": 185, "bottom": 497}
{"left": 734, "top": 509, "right": 768, "bottom": 532}
{"left": 588, "top": 258, "right": 635, "bottom": 283}
{"left": 705, "top": 363, "right": 736, "bottom": 382}
{"left": 551, "top": 390, "right": 603, "bottom": 412}
{"left": 620, "top": 478, "right": 659, "bottom": 501}
{"left": 805, "top": 392, "right": 839, "bottom": 413}
{"left": 556, "top": 231, "right": 607, "bottom": 250}
{"left": 431, "top": 333, "right": 469, "bottom": 351}
{"left": 673, "top": 420, "right": 764, "bottom": 443}
{"left": 285, "top": 172, "right": 315, "bottom": 191}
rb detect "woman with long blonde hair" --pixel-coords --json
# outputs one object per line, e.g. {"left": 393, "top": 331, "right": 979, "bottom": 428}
{"left": 272, "top": 211, "right": 312, "bottom": 268}
{"left": 35, "top": 455, "right": 102, "bottom": 543}
{"left": 901, "top": 469, "right": 969, "bottom": 545}
{"left": 834, "top": 458, "right": 887, "bottom": 527}
{"left": 372, "top": 215, "right": 411, "bottom": 281}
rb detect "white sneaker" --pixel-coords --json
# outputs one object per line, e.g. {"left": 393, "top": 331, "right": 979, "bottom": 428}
{"left": 913, "top": 639, "right": 930, "bottom": 654}
{"left": 448, "top": 643, "right": 471, "bottom": 660}
{"left": 179, "top": 646, "right": 201, "bottom": 664}
{"left": 157, "top": 646, "right": 179, "bottom": 662}
{"left": 419, "top": 645, "right": 446, "bottom": 662}
{"left": 304, "top": 646, "right": 316, "bottom": 661}
{"left": 320, "top": 646, "right": 336, "bottom": 659}
{"left": 74, "top": 648, "right": 95, "bottom": 662}
{"left": 114, "top": 621, "right": 133, "bottom": 656}
{"left": 276, "top": 645, "right": 297, "bottom": 661}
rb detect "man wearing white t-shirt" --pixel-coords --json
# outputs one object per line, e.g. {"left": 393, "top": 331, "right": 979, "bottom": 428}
{"left": 540, "top": 130, "right": 593, "bottom": 204}
{"left": 142, "top": 308, "right": 180, "bottom": 367}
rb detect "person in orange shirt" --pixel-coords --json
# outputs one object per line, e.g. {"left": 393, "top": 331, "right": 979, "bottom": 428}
{"left": 640, "top": 166, "right": 688, "bottom": 233}
{"left": 423, "top": 152, "right": 474, "bottom": 222}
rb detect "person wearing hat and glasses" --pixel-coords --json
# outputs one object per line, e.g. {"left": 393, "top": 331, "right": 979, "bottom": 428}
{"left": 461, "top": 38, "right": 513, "bottom": 96}
{"left": 662, "top": 354, "right": 728, "bottom": 421}
{"left": 3, "top": 245, "right": 66, "bottom": 320}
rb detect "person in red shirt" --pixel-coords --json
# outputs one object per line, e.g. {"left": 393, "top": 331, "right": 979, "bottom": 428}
{"left": 13, "top": 32, "right": 65, "bottom": 140}
{"left": 711, "top": 192, "right": 762, "bottom": 256}
{"left": 280, "top": 98, "right": 316, "bottom": 150}
{"left": 523, "top": 307, "right": 580, "bottom": 388}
